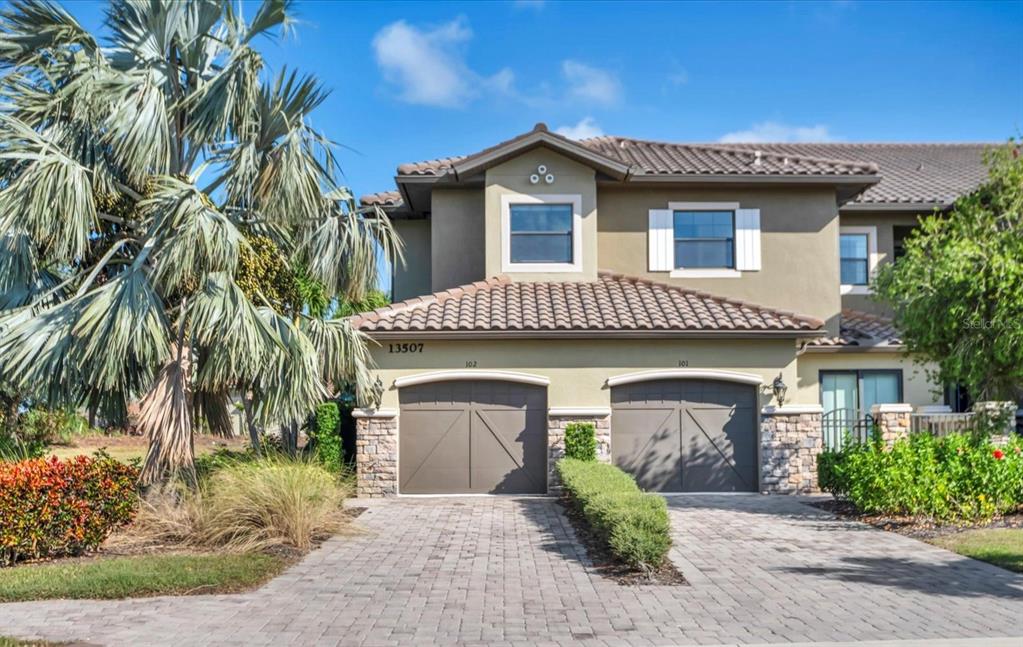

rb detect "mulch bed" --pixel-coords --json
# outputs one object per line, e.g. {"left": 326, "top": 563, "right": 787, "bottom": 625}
{"left": 810, "top": 498, "right": 1023, "bottom": 540}
{"left": 557, "top": 499, "right": 687, "bottom": 586}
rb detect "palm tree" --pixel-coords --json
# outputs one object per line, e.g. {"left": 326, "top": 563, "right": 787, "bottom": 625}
{"left": 0, "top": 0, "right": 401, "bottom": 484}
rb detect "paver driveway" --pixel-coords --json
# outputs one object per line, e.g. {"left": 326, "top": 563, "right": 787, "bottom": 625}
{"left": 1, "top": 495, "right": 1022, "bottom": 646}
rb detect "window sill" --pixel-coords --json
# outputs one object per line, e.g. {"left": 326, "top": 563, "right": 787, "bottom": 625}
{"left": 503, "top": 262, "right": 582, "bottom": 273}
{"left": 840, "top": 284, "right": 873, "bottom": 295}
{"left": 670, "top": 268, "right": 742, "bottom": 279}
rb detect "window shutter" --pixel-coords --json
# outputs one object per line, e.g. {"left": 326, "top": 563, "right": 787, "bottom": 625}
{"left": 735, "top": 208, "right": 761, "bottom": 271}
{"left": 648, "top": 209, "right": 673, "bottom": 271}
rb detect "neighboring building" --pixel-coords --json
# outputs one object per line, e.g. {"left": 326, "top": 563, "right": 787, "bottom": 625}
{"left": 351, "top": 124, "right": 991, "bottom": 497}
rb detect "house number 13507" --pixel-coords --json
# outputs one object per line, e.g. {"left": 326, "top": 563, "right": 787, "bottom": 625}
{"left": 388, "top": 343, "right": 423, "bottom": 353}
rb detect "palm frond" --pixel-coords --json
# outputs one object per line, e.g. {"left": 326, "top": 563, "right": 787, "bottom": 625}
{"left": 0, "top": 0, "right": 99, "bottom": 69}
{"left": 242, "top": 0, "right": 297, "bottom": 44}
{"left": 188, "top": 272, "right": 279, "bottom": 390}
{"left": 182, "top": 44, "right": 262, "bottom": 147}
{"left": 251, "top": 307, "right": 324, "bottom": 426}
{"left": 0, "top": 300, "right": 84, "bottom": 408}
{"left": 300, "top": 197, "right": 405, "bottom": 301}
{"left": 193, "top": 388, "right": 234, "bottom": 437}
{"left": 101, "top": 69, "right": 172, "bottom": 183}
{"left": 140, "top": 175, "right": 245, "bottom": 292}
{"left": 301, "top": 316, "right": 374, "bottom": 398}
{"left": 71, "top": 268, "right": 171, "bottom": 398}
{"left": 0, "top": 115, "right": 97, "bottom": 263}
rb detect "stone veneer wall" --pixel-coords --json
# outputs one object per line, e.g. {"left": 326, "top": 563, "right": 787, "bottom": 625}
{"left": 355, "top": 414, "right": 398, "bottom": 498}
{"left": 871, "top": 404, "right": 912, "bottom": 445}
{"left": 547, "top": 414, "right": 611, "bottom": 492}
{"left": 760, "top": 408, "right": 823, "bottom": 494}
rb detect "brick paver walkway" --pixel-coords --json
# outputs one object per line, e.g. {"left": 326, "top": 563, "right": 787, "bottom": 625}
{"left": 1, "top": 495, "right": 1021, "bottom": 646}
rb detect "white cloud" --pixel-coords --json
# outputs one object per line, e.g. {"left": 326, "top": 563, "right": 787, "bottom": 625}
{"left": 562, "top": 60, "right": 621, "bottom": 106}
{"left": 372, "top": 18, "right": 479, "bottom": 107}
{"left": 554, "top": 117, "right": 604, "bottom": 140}
{"left": 718, "top": 121, "right": 839, "bottom": 143}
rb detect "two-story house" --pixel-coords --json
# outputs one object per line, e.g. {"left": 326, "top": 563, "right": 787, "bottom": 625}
{"left": 349, "top": 124, "right": 990, "bottom": 498}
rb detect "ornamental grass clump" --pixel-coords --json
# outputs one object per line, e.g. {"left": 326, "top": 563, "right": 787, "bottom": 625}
{"left": 130, "top": 455, "right": 351, "bottom": 553}
{"left": 818, "top": 432, "right": 1023, "bottom": 520}
{"left": 557, "top": 458, "right": 671, "bottom": 569}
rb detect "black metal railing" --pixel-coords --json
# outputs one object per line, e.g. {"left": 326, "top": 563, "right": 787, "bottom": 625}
{"left": 822, "top": 409, "right": 874, "bottom": 450}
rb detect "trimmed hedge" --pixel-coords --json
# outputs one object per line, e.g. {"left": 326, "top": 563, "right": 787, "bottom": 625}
{"left": 819, "top": 432, "right": 1023, "bottom": 520}
{"left": 564, "top": 422, "right": 597, "bottom": 461}
{"left": 557, "top": 458, "right": 671, "bottom": 569}
{"left": 0, "top": 454, "right": 139, "bottom": 565}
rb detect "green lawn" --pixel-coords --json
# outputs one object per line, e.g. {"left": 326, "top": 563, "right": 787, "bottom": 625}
{"left": 930, "top": 528, "right": 1023, "bottom": 573}
{"left": 0, "top": 553, "right": 289, "bottom": 602}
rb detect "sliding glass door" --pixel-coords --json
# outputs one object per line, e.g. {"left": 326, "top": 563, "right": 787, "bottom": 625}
{"left": 821, "top": 370, "right": 902, "bottom": 448}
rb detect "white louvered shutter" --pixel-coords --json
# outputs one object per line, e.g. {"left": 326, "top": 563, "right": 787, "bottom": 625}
{"left": 648, "top": 209, "right": 673, "bottom": 271}
{"left": 735, "top": 208, "right": 761, "bottom": 271}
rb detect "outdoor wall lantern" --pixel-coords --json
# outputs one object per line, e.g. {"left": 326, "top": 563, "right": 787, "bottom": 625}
{"left": 772, "top": 373, "right": 788, "bottom": 407}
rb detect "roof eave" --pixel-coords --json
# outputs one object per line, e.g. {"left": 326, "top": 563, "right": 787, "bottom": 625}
{"left": 802, "top": 344, "right": 905, "bottom": 353}
{"left": 840, "top": 201, "right": 949, "bottom": 213}
{"left": 362, "top": 329, "right": 826, "bottom": 340}
{"left": 627, "top": 173, "right": 881, "bottom": 186}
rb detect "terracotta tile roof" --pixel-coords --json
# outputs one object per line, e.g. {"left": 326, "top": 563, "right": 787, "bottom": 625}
{"left": 351, "top": 271, "right": 824, "bottom": 336}
{"left": 360, "top": 190, "right": 402, "bottom": 207}
{"left": 715, "top": 142, "right": 991, "bottom": 206}
{"left": 380, "top": 129, "right": 992, "bottom": 207}
{"left": 393, "top": 135, "right": 877, "bottom": 179}
{"left": 808, "top": 309, "right": 903, "bottom": 349}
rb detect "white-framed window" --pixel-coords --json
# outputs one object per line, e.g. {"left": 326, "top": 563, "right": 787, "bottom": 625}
{"left": 839, "top": 226, "right": 878, "bottom": 295}
{"left": 501, "top": 193, "right": 583, "bottom": 273}
{"left": 649, "top": 202, "right": 760, "bottom": 278}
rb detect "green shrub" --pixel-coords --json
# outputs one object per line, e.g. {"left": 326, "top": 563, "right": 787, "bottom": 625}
{"left": 0, "top": 434, "right": 46, "bottom": 462}
{"left": 819, "top": 432, "right": 1023, "bottom": 520}
{"left": 557, "top": 458, "right": 671, "bottom": 568}
{"left": 0, "top": 454, "right": 139, "bottom": 565}
{"left": 564, "top": 422, "right": 597, "bottom": 461}
{"left": 16, "top": 409, "right": 90, "bottom": 446}
{"left": 310, "top": 402, "right": 342, "bottom": 473}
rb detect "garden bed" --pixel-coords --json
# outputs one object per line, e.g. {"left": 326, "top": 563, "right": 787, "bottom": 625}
{"left": 558, "top": 498, "right": 686, "bottom": 586}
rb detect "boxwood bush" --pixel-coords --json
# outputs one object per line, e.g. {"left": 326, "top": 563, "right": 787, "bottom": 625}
{"left": 819, "top": 432, "right": 1023, "bottom": 520}
{"left": 557, "top": 458, "right": 671, "bottom": 569}
{"left": 0, "top": 454, "right": 139, "bottom": 565}
{"left": 564, "top": 422, "right": 597, "bottom": 461}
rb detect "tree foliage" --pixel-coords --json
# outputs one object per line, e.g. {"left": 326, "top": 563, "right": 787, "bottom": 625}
{"left": 874, "top": 140, "right": 1022, "bottom": 401}
{"left": 0, "top": 0, "right": 403, "bottom": 483}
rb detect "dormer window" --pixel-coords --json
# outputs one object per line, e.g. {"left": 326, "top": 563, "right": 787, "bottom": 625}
{"left": 501, "top": 193, "right": 583, "bottom": 273}
{"left": 510, "top": 204, "right": 573, "bottom": 263}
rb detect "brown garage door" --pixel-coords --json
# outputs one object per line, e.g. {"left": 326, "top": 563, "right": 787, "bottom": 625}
{"left": 398, "top": 380, "right": 548, "bottom": 494}
{"left": 611, "top": 379, "right": 757, "bottom": 492}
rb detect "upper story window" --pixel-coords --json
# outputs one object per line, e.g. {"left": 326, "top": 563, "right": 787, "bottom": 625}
{"left": 673, "top": 210, "right": 735, "bottom": 269}
{"left": 840, "top": 234, "right": 869, "bottom": 285}
{"left": 510, "top": 204, "right": 573, "bottom": 263}
{"left": 501, "top": 193, "right": 583, "bottom": 273}
{"left": 839, "top": 226, "right": 877, "bottom": 295}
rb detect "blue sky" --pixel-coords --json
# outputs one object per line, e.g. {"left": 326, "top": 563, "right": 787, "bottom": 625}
{"left": 65, "top": 0, "right": 1023, "bottom": 202}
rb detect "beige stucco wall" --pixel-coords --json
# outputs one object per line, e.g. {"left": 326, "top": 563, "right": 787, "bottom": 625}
{"left": 391, "top": 219, "right": 431, "bottom": 301}
{"left": 598, "top": 185, "right": 842, "bottom": 333}
{"left": 430, "top": 188, "right": 485, "bottom": 292}
{"left": 484, "top": 149, "right": 598, "bottom": 282}
{"left": 839, "top": 212, "right": 924, "bottom": 315}
{"left": 367, "top": 338, "right": 799, "bottom": 410}
{"left": 796, "top": 351, "right": 941, "bottom": 408}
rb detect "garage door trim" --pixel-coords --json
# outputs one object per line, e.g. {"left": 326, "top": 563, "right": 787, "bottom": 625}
{"left": 394, "top": 370, "right": 551, "bottom": 388}
{"left": 607, "top": 368, "right": 763, "bottom": 388}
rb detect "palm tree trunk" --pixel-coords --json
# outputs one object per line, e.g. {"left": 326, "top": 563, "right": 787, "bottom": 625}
{"left": 242, "top": 392, "right": 262, "bottom": 455}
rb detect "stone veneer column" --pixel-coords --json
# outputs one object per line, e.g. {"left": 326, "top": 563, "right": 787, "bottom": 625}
{"left": 871, "top": 403, "right": 913, "bottom": 445}
{"left": 972, "top": 401, "right": 1018, "bottom": 445}
{"left": 353, "top": 409, "right": 398, "bottom": 498}
{"left": 546, "top": 409, "right": 612, "bottom": 493}
{"left": 760, "top": 405, "right": 823, "bottom": 494}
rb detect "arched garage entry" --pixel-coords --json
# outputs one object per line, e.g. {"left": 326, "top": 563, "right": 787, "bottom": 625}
{"left": 397, "top": 372, "right": 548, "bottom": 494}
{"left": 609, "top": 370, "right": 760, "bottom": 493}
